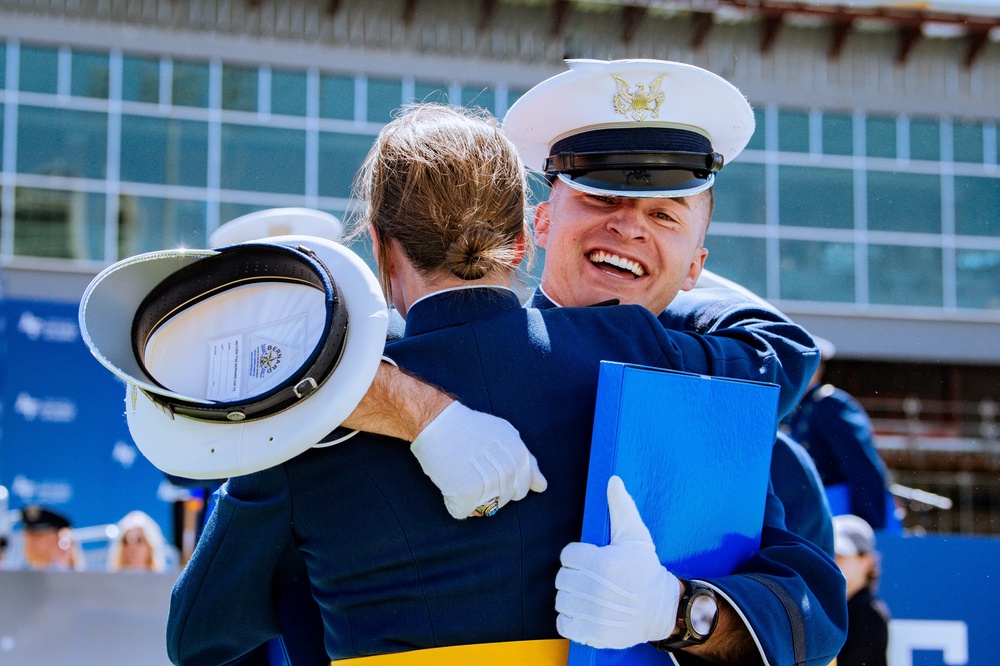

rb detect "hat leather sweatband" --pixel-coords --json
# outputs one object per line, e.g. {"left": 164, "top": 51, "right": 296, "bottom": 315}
{"left": 80, "top": 235, "right": 389, "bottom": 480}
{"left": 131, "top": 243, "right": 347, "bottom": 423}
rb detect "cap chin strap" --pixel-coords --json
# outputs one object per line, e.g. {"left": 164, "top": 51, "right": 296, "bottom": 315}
{"left": 132, "top": 243, "right": 349, "bottom": 423}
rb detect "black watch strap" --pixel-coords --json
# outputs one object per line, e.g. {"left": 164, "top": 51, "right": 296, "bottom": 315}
{"left": 653, "top": 579, "right": 719, "bottom": 652}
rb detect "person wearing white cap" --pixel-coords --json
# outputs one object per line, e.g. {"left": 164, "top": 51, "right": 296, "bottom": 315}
{"left": 832, "top": 514, "right": 890, "bottom": 666}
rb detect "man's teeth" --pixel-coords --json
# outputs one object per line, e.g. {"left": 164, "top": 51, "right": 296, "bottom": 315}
{"left": 589, "top": 251, "right": 645, "bottom": 277}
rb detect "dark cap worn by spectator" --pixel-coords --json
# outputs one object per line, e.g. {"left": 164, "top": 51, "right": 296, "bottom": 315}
{"left": 21, "top": 505, "right": 72, "bottom": 532}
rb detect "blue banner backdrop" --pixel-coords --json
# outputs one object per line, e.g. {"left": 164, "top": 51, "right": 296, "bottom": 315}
{"left": 0, "top": 298, "right": 171, "bottom": 549}
{"left": 878, "top": 533, "right": 999, "bottom": 665}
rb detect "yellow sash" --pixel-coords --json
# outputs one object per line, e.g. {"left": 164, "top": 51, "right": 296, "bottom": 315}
{"left": 332, "top": 639, "right": 570, "bottom": 665}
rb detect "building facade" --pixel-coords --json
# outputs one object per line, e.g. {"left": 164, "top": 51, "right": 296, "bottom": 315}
{"left": 1, "top": 0, "right": 998, "bottom": 533}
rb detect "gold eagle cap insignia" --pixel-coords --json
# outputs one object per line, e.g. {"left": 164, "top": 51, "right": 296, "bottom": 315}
{"left": 612, "top": 74, "right": 667, "bottom": 121}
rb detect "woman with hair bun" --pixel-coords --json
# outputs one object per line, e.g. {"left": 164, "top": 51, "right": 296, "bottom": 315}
{"left": 168, "top": 103, "right": 839, "bottom": 665}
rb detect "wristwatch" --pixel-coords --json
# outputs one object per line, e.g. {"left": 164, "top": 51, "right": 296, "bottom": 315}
{"left": 654, "top": 579, "right": 719, "bottom": 651}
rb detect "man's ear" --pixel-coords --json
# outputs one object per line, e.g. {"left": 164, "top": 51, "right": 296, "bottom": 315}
{"left": 679, "top": 247, "right": 709, "bottom": 292}
{"left": 533, "top": 202, "right": 551, "bottom": 249}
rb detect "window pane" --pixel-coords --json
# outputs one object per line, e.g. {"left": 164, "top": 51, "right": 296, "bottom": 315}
{"left": 17, "top": 106, "right": 107, "bottom": 179}
{"left": 712, "top": 162, "right": 766, "bottom": 225}
{"left": 462, "top": 84, "right": 495, "bottom": 115}
{"left": 71, "top": 50, "right": 109, "bottom": 99}
{"left": 367, "top": 78, "right": 401, "bottom": 124}
{"left": 271, "top": 69, "right": 307, "bottom": 117}
{"left": 868, "top": 244, "right": 942, "bottom": 307}
{"left": 220, "top": 125, "right": 306, "bottom": 194}
{"left": 745, "top": 108, "right": 765, "bottom": 151}
{"left": 822, "top": 113, "right": 853, "bottom": 156}
{"left": 320, "top": 74, "right": 353, "bottom": 120}
{"left": 910, "top": 118, "right": 939, "bottom": 161}
{"left": 867, "top": 171, "right": 941, "bottom": 234}
{"left": 172, "top": 60, "right": 209, "bottom": 108}
{"left": 120, "top": 115, "right": 208, "bottom": 187}
{"left": 952, "top": 121, "right": 983, "bottom": 164}
{"left": 14, "top": 187, "right": 105, "bottom": 260}
{"left": 411, "top": 80, "right": 450, "bottom": 105}
{"left": 19, "top": 45, "right": 58, "bottom": 94}
{"left": 318, "top": 132, "right": 374, "bottom": 198}
{"left": 779, "top": 166, "right": 853, "bottom": 229}
{"left": 222, "top": 64, "right": 257, "bottom": 112}
{"left": 778, "top": 109, "right": 809, "bottom": 153}
{"left": 219, "top": 203, "right": 272, "bottom": 227}
{"left": 703, "top": 234, "right": 767, "bottom": 297}
{"left": 866, "top": 115, "right": 896, "bottom": 159}
{"left": 119, "top": 195, "right": 207, "bottom": 256}
{"left": 779, "top": 239, "right": 855, "bottom": 303}
{"left": 122, "top": 54, "right": 160, "bottom": 104}
{"left": 956, "top": 250, "right": 1000, "bottom": 309}
{"left": 954, "top": 176, "right": 1000, "bottom": 237}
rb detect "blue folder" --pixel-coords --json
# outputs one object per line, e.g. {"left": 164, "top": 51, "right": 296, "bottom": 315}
{"left": 569, "top": 362, "right": 780, "bottom": 666}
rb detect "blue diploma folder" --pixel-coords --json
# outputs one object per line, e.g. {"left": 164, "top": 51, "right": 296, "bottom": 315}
{"left": 569, "top": 362, "right": 780, "bottom": 666}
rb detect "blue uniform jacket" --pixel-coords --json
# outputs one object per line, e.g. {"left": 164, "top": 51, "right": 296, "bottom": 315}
{"left": 784, "top": 384, "right": 891, "bottom": 529}
{"left": 167, "top": 288, "right": 845, "bottom": 666}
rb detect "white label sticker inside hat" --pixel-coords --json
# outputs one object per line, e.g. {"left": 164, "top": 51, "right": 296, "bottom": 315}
{"left": 206, "top": 314, "right": 307, "bottom": 402}
{"left": 206, "top": 335, "right": 244, "bottom": 402}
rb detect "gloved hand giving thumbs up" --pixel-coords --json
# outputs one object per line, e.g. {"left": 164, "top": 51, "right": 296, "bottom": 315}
{"left": 555, "top": 475, "right": 681, "bottom": 649}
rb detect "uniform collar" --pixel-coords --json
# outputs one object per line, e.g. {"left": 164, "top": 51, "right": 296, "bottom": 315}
{"left": 530, "top": 286, "right": 559, "bottom": 310}
{"left": 404, "top": 286, "right": 523, "bottom": 337}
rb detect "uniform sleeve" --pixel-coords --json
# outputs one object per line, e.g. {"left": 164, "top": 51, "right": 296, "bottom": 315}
{"left": 167, "top": 468, "right": 296, "bottom": 666}
{"left": 659, "top": 288, "right": 820, "bottom": 419}
{"left": 701, "top": 484, "right": 848, "bottom": 666}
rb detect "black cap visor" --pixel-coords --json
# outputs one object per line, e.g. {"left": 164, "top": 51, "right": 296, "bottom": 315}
{"left": 545, "top": 127, "right": 723, "bottom": 198}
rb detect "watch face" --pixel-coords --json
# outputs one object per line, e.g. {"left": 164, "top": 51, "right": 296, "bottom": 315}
{"left": 689, "top": 591, "right": 719, "bottom": 637}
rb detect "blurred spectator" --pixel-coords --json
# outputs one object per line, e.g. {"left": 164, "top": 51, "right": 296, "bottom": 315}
{"left": 833, "top": 514, "right": 890, "bottom": 666}
{"left": 0, "top": 534, "right": 8, "bottom": 564}
{"left": 21, "top": 505, "right": 82, "bottom": 571}
{"left": 783, "top": 337, "right": 900, "bottom": 531}
{"left": 107, "top": 510, "right": 169, "bottom": 573}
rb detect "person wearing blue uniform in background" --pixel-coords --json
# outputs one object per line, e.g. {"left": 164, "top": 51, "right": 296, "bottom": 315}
{"left": 167, "top": 101, "right": 844, "bottom": 665}
{"left": 784, "top": 336, "right": 899, "bottom": 532}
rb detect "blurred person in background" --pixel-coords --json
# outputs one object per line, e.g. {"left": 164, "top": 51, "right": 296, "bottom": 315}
{"left": 783, "top": 337, "right": 900, "bottom": 532}
{"left": 833, "top": 514, "right": 890, "bottom": 666}
{"left": 20, "top": 505, "right": 81, "bottom": 571}
{"left": 107, "top": 510, "right": 169, "bottom": 573}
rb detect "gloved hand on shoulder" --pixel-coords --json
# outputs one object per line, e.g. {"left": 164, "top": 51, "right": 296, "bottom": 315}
{"left": 411, "top": 401, "right": 548, "bottom": 520}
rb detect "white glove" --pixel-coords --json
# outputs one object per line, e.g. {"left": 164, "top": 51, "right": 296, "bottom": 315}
{"left": 555, "top": 475, "right": 681, "bottom": 649}
{"left": 410, "top": 402, "right": 548, "bottom": 520}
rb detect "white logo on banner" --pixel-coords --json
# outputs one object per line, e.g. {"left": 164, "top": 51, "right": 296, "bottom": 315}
{"left": 13, "top": 392, "right": 77, "bottom": 423}
{"left": 17, "top": 311, "right": 79, "bottom": 343}
{"left": 11, "top": 475, "right": 73, "bottom": 504}
{"left": 888, "top": 619, "right": 968, "bottom": 665}
{"left": 111, "top": 441, "right": 138, "bottom": 469}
